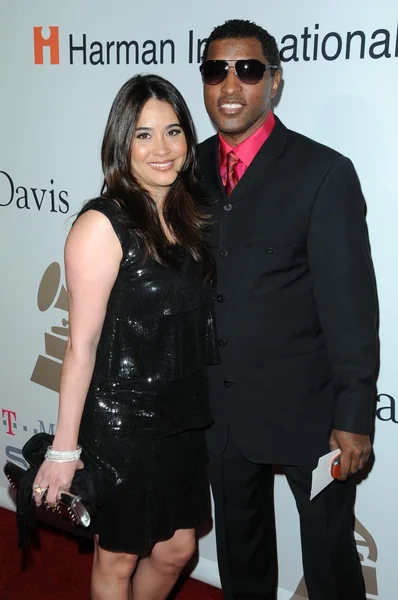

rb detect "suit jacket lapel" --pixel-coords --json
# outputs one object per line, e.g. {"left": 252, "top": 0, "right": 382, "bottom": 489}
{"left": 229, "top": 116, "right": 288, "bottom": 201}
{"left": 199, "top": 134, "right": 224, "bottom": 199}
{"left": 199, "top": 116, "right": 289, "bottom": 204}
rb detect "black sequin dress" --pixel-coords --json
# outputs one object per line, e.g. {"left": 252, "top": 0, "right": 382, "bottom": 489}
{"left": 76, "top": 197, "right": 218, "bottom": 553}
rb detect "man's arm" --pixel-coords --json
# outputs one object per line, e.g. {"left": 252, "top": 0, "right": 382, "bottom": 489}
{"left": 307, "top": 155, "right": 378, "bottom": 478}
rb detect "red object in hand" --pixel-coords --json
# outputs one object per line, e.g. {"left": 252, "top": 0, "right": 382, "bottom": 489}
{"left": 331, "top": 456, "right": 341, "bottom": 479}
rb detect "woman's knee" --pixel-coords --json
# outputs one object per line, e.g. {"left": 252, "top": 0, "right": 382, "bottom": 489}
{"left": 94, "top": 542, "right": 139, "bottom": 579}
{"left": 151, "top": 530, "right": 196, "bottom": 573}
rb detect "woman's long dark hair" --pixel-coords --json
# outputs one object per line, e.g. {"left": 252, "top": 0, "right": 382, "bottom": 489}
{"left": 100, "top": 73, "right": 213, "bottom": 279}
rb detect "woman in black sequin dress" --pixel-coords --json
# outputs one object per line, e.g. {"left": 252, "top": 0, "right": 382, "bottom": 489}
{"left": 32, "top": 74, "right": 218, "bottom": 600}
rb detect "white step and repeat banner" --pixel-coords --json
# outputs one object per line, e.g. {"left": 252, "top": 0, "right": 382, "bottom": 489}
{"left": 1, "top": 2, "right": 397, "bottom": 598}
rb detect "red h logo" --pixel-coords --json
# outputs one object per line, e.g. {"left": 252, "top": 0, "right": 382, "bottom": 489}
{"left": 33, "top": 26, "right": 60, "bottom": 65}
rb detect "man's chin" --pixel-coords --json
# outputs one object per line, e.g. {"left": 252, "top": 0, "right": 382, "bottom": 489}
{"left": 219, "top": 121, "right": 250, "bottom": 136}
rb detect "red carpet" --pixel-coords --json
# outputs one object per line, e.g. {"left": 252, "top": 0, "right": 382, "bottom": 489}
{"left": 0, "top": 507, "right": 222, "bottom": 600}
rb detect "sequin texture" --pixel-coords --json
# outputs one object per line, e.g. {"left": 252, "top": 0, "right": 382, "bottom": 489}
{"left": 76, "top": 197, "right": 219, "bottom": 494}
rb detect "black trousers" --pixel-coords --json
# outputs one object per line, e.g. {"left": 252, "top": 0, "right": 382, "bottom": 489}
{"left": 209, "top": 432, "right": 366, "bottom": 600}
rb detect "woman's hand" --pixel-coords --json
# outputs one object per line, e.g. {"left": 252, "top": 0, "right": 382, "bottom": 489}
{"left": 32, "top": 458, "right": 84, "bottom": 507}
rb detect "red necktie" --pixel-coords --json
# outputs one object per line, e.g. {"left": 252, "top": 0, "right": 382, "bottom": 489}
{"left": 224, "top": 150, "right": 241, "bottom": 196}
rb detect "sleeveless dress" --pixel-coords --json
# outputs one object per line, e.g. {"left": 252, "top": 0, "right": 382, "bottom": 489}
{"left": 76, "top": 197, "right": 218, "bottom": 553}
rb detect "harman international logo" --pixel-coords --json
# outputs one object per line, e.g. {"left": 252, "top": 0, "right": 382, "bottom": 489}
{"left": 30, "top": 262, "right": 69, "bottom": 393}
{"left": 33, "top": 25, "right": 176, "bottom": 66}
{"left": 33, "top": 26, "right": 60, "bottom": 65}
{"left": 33, "top": 24, "right": 398, "bottom": 66}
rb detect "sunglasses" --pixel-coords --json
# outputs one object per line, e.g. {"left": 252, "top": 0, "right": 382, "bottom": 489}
{"left": 200, "top": 59, "right": 279, "bottom": 85}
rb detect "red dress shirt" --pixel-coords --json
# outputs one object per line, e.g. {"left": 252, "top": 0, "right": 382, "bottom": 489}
{"left": 219, "top": 112, "right": 276, "bottom": 185}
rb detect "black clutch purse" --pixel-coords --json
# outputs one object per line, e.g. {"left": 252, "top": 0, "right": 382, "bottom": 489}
{"left": 3, "top": 433, "right": 100, "bottom": 548}
{"left": 4, "top": 461, "right": 92, "bottom": 526}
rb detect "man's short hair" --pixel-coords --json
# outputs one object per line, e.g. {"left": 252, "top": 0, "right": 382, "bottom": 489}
{"left": 201, "top": 19, "right": 280, "bottom": 69}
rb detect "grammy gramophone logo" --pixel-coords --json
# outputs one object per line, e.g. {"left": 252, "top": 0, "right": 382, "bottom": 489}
{"left": 290, "top": 518, "right": 378, "bottom": 599}
{"left": 30, "top": 262, "right": 69, "bottom": 393}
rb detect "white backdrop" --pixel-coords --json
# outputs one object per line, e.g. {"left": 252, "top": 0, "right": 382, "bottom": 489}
{"left": 1, "top": 2, "right": 397, "bottom": 598}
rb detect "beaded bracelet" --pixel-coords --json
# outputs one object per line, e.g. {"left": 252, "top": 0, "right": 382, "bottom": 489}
{"left": 45, "top": 445, "right": 82, "bottom": 463}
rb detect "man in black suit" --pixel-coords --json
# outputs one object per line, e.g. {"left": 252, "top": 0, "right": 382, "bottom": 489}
{"left": 198, "top": 19, "right": 378, "bottom": 600}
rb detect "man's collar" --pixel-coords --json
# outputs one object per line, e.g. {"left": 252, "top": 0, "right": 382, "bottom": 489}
{"left": 218, "top": 111, "right": 276, "bottom": 168}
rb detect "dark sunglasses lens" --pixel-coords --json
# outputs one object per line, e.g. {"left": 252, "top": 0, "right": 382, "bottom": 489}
{"left": 202, "top": 61, "right": 227, "bottom": 84}
{"left": 235, "top": 60, "right": 265, "bottom": 84}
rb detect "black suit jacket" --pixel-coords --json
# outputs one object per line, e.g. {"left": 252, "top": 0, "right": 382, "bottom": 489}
{"left": 198, "top": 116, "right": 378, "bottom": 465}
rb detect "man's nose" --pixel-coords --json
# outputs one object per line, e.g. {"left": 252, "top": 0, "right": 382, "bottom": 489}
{"left": 220, "top": 66, "right": 243, "bottom": 94}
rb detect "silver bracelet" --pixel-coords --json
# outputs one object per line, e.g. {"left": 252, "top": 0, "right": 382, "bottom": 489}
{"left": 45, "top": 445, "right": 82, "bottom": 463}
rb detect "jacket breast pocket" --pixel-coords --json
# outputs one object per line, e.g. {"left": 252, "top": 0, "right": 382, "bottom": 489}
{"left": 242, "top": 239, "right": 299, "bottom": 274}
{"left": 243, "top": 239, "right": 298, "bottom": 252}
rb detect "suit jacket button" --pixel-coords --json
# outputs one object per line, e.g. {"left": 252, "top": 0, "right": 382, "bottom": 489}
{"left": 224, "top": 203, "right": 232, "bottom": 212}
{"left": 223, "top": 380, "right": 233, "bottom": 388}
{"left": 267, "top": 246, "right": 274, "bottom": 254}
{"left": 216, "top": 294, "right": 225, "bottom": 303}
{"left": 219, "top": 249, "right": 228, "bottom": 258}
{"left": 218, "top": 338, "right": 228, "bottom": 347}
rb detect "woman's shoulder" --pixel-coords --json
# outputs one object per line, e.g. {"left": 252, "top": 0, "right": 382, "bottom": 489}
{"left": 75, "top": 196, "right": 138, "bottom": 258}
{"left": 77, "top": 196, "right": 122, "bottom": 221}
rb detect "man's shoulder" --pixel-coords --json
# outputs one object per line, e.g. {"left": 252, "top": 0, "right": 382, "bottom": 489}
{"left": 197, "top": 120, "right": 350, "bottom": 171}
{"left": 285, "top": 124, "right": 346, "bottom": 167}
{"left": 197, "top": 134, "right": 217, "bottom": 158}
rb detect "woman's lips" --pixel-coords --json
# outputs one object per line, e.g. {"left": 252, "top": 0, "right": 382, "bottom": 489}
{"left": 147, "top": 160, "right": 174, "bottom": 171}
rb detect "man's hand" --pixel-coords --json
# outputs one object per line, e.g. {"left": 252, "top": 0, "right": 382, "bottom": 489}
{"left": 329, "top": 429, "right": 371, "bottom": 481}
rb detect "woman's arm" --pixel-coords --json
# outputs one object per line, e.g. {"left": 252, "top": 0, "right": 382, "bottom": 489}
{"left": 34, "top": 209, "right": 122, "bottom": 506}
